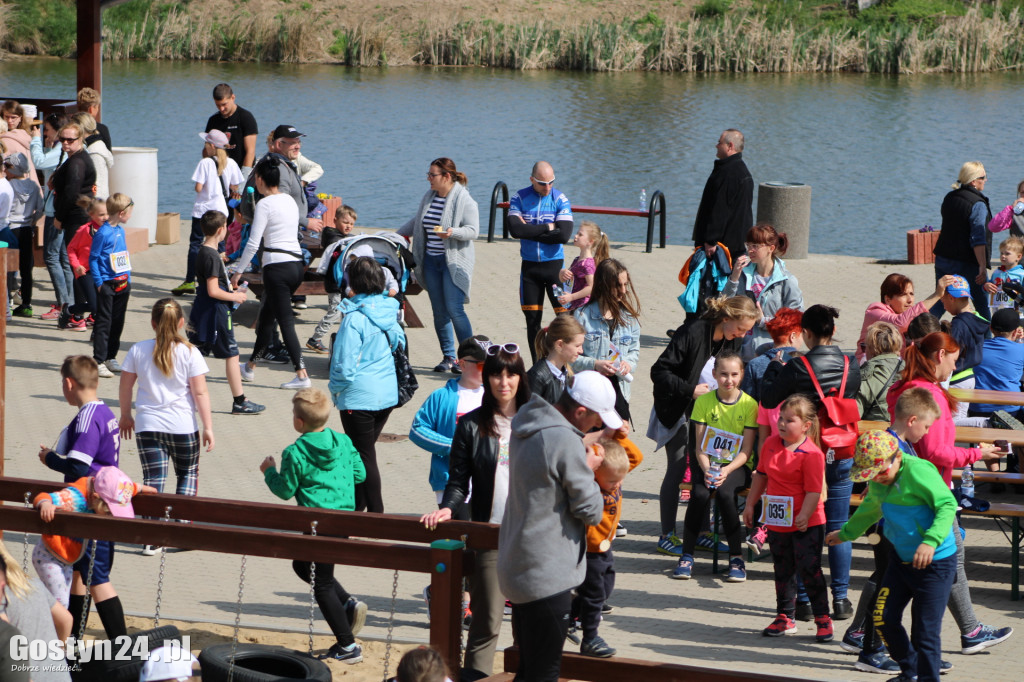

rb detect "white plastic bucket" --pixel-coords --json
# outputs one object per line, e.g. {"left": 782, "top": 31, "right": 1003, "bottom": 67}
{"left": 109, "top": 147, "right": 158, "bottom": 242}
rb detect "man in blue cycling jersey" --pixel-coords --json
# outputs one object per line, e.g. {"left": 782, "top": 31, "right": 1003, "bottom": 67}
{"left": 506, "top": 161, "right": 574, "bottom": 363}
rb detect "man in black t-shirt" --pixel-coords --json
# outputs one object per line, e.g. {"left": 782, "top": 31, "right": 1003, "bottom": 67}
{"left": 205, "top": 83, "right": 258, "bottom": 177}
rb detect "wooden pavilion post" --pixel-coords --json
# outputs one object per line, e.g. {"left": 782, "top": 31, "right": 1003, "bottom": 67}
{"left": 76, "top": 0, "right": 102, "bottom": 96}
{"left": 0, "top": 247, "right": 6, "bottom": 480}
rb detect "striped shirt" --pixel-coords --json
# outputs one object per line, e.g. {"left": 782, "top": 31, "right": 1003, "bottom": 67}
{"left": 422, "top": 195, "right": 447, "bottom": 256}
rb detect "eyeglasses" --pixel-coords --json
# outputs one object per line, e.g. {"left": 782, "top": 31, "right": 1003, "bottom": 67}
{"left": 59, "top": 137, "right": 79, "bottom": 144}
{"left": 531, "top": 176, "right": 555, "bottom": 187}
{"left": 481, "top": 341, "right": 520, "bottom": 356}
{"left": 426, "top": 172, "right": 443, "bottom": 179}
{"left": 744, "top": 242, "right": 767, "bottom": 251}
{"left": 127, "top": 201, "right": 135, "bottom": 208}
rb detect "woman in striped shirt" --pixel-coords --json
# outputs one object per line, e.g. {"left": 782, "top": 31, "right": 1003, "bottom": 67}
{"left": 399, "top": 157, "right": 480, "bottom": 372}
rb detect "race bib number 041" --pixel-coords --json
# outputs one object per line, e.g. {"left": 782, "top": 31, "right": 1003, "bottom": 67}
{"left": 759, "top": 494, "right": 794, "bottom": 528}
{"left": 700, "top": 427, "right": 742, "bottom": 463}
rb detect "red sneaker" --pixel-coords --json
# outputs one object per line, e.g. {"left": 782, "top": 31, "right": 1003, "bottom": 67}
{"left": 41, "top": 305, "right": 61, "bottom": 320}
{"left": 763, "top": 613, "right": 797, "bottom": 637}
{"left": 815, "top": 615, "right": 834, "bottom": 642}
{"left": 66, "top": 316, "right": 88, "bottom": 332}
{"left": 86, "top": 314, "right": 96, "bottom": 328}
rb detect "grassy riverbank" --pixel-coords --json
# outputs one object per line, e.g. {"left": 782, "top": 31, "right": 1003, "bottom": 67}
{"left": 1, "top": 0, "right": 1023, "bottom": 72}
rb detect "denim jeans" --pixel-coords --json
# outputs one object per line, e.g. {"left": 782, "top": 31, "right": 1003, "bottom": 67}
{"left": 876, "top": 551, "right": 956, "bottom": 682}
{"left": 43, "top": 217, "right": 74, "bottom": 307}
{"left": 930, "top": 255, "right": 989, "bottom": 320}
{"left": 797, "top": 455, "right": 853, "bottom": 603}
{"left": 421, "top": 252, "right": 472, "bottom": 359}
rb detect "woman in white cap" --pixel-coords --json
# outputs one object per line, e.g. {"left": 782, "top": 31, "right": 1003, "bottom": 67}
{"left": 172, "top": 129, "right": 243, "bottom": 297}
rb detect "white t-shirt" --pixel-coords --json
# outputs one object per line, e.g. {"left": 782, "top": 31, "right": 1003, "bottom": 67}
{"left": 237, "top": 193, "right": 302, "bottom": 268}
{"left": 455, "top": 384, "right": 484, "bottom": 419}
{"left": 192, "top": 157, "right": 226, "bottom": 218}
{"left": 488, "top": 414, "right": 514, "bottom": 524}
{"left": 0, "top": 177, "right": 13, "bottom": 226}
{"left": 122, "top": 339, "right": 210, "bottom": 434}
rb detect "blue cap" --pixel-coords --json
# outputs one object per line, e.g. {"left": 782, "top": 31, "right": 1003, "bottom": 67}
{"left": 946, "top": 275, "right": 970, "bottom": 298}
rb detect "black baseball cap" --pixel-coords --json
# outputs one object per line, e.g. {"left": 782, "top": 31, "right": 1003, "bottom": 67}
{"left": 271, "top": 125, "right": 305, "bottom": 141}
{"left": 457, "top": 335, "right": 490, "bottom": 362}
{"left": 991, "top": 308, "right": 1021, "bottom": 333}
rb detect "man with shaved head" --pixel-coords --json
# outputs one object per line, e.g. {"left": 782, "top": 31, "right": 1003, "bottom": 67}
{"left": 506, "top": 160, "right": 574, "bottom": 362}
{"left": 692, "top": 129, "right": 753, "bottom": 261}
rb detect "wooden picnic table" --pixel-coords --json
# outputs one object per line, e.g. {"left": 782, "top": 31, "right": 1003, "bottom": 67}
{"left": 953, "top": 469, "right": 1024, "bottom": 484}
{"left": 859, "top": 420, "right": 1024, "bottom": 446}
{"left": 949, "top": 388, "right": 1024, "bottom": 406}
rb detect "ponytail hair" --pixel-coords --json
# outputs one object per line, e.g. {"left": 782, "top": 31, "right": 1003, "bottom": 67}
{"left": 746, "top": 223, "right": 789, "bottom": 258}
{"left": 534, "top": 315, "right": 585, "bottom": 367}
{"left": 77, "top": 195, "right": 106, "bottom": 216}
{"left": 579, "top": 220, "right": 610, "bottom": 264}
{"left": 151, "top": 298, "right": 191, "bottom": 377}
{"left": 896, "top": 331, "right": 958, "bottom": 411}
{"left": 430, "top": 157, "right": 467, "bottom": 185}
{"left": 703, "top": 295, "right": 760, "bottom": 325}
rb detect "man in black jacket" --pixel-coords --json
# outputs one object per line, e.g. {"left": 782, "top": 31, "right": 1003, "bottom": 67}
{"left": 692, "top": 129, "right": 754, "bottom": 263}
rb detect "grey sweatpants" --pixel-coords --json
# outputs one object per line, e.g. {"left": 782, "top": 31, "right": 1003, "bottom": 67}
{"left": 947, "top": 515, "right": 980, "bottom": 635}
{"left": 310, "top": 292, "right": 343, "bottom": 342}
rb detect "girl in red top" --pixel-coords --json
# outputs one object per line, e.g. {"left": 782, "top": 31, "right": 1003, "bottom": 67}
{"left": 64, "top": 197, "right": 106, "bottom": 330}
{"left": 744, "top": 394, "right": 831, "bottom": 642}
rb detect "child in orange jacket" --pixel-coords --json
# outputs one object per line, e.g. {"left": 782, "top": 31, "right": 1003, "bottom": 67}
{"left": 569, "top": 436, "right": 642, "bottom": 658}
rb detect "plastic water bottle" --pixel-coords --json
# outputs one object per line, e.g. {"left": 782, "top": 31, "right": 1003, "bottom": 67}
{"left": 1014, "top": 200, "right": 1024, "bottom": 216}
{"left": 232, "top": 281, "right": 249, "bottom": 310}
{"left": 639, "top": 188, "right": 647, "bottom": 211}
{"left": 551, "top": 283, "right": 564, "bottom": 299}
{"left": 708, "top": 461, "right": 721, "bottom": 490}
{"left": 960, "top": 465, "right": 975, "bottom": 500}
{"left": 607, "top": 341, "right": 634, "bottom": 383}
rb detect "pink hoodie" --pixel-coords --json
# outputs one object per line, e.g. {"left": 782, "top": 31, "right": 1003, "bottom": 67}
{"left": 887, "top": 377, "right": 981, "bottom": 487}
{"left": 856, "top": 301, "right": 928, "bottom": 363}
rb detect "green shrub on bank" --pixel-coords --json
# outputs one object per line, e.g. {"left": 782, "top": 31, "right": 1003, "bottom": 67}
{"left": 1, "top": 0, "right": 1023, "bottom": 72}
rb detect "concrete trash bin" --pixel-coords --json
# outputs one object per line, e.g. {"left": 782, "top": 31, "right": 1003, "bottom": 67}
{"left": 756, "top": 182, "right": 811, "bottom": 260}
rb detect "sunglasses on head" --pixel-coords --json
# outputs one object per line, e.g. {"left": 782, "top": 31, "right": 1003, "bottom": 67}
{"left": 479, "top": 341, "right": 520, "bottom": 356}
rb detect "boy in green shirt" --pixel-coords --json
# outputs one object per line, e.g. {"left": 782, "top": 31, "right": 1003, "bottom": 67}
{"left": 259, "top": 387, "right": 368, "bottom": 664}
{"left": 827, "top": 430, "right": 956, "bottom": 682}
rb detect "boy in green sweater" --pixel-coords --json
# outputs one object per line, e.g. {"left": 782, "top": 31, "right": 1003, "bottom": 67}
{"left": 826, "top": 430, "right": 957, "bottom": 682}
{"left": 259, "top": 387, "right": 368, "bottom": 664}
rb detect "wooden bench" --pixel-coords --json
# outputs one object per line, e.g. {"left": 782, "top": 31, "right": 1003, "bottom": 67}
{"left": 858, "top": 420, "right": 1024, "bottom": 446}
{"left": 492, "top": 646, "right": 816, "bottom": 682}
{"left": 849, "top": 494, "right": 1024, "bottom": 600}
{"left": 949, "top": 387, "right": 1024, "bottom": 406}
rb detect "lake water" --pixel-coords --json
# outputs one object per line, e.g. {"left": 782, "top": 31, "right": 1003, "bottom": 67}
{"left": 1, "top": 58, "right": 1020, "bottom": 258}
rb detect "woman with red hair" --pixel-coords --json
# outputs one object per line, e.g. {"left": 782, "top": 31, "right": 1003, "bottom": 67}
{"left": 742, "top": 306, "right": 803, "bottom": 402}
{"left": 886, "top": 332, "right": 1012, "bottom": 655}
{"left": 856, "top": 273, "right": 954, "bottom": 363}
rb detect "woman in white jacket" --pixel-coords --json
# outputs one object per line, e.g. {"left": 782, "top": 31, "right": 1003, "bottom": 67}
{"left": 398, "top": 157, "right": 480, "bottom": 372}
{"left": 71, "top": 112, "right": 113, "bottom": 198}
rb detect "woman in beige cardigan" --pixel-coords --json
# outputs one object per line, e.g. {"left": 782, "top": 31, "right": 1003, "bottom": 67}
{"left": 398, "top": 157, "right": 480, "bottom": 372}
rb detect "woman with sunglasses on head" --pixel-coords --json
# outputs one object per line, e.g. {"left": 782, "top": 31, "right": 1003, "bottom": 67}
{"left": 572, "top": 258, "right": 641, "bottom": 423}
{"left": 420, "top": 343, "right": 530, "bottom": 679}
{"left": 722, "top": 223, "right": 803, "bottom": 361}
{"left": 885, "top": 331, "right": 1012, "bottom": 656}
{"left": 49, "top": 122, "right": 96, "bottom": 236}
{"left": 650, "top": 295, "right": 760, "bottom": 557}
{"left": 329, "top": 256, "right": 406, "bottom": 514}
{"left": 398, "top": 157, "right": 479, "bottom": 374}
{"left": 1, "top": 100, "right": 40, "bottom": 189}
{"left": 30, "top": 113, "right": 75, "bottom": 320}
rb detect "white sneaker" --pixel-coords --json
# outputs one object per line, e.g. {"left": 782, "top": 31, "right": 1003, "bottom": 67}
{"left": 104, "top": 358, "right": 122, "bottom": 373}
{"left": 97, "top": 363, "right": 115, "bottom": 379}
{"left": 280, "top": 376, "right": 312, "bottom": 390}
{"left": 240, "top": 363, "right": 255, "bottom": 382}
{"left": 141, "top": 545, "right": 161, "bottom": 556}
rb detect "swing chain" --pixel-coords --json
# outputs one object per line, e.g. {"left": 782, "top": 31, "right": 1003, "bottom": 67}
{"left": 154, "top": 506, "right": 172, "bottom": 627}
{"left": 22, "top": 493, "right": 32, "bottom": 573}
{"left": 77, "top": 539, "right": 98, "bottom": 641}
{"left": 381, "top": 569, "right": 399, "bottom": 682}
{"left": 307, "top": 521, "right": 318, "bottom": 657}
{"left": 228, "top": 554, "right": 247, "bottom": 682}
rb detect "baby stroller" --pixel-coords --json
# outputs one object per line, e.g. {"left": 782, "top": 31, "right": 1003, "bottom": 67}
{"left": 316, "top": 231, "right": 417, "bottom": 323}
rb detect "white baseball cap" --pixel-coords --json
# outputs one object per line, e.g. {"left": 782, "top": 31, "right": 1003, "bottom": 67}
{"left": 139, "top": 644, "right": 198, "bottom": 682}
{"left": 567, "top": 370, "right": 623, "bottom": 430}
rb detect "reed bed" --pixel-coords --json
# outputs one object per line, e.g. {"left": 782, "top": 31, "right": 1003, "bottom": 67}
{"left": 1, "top": 1, "right": 1023, "bottom": 73}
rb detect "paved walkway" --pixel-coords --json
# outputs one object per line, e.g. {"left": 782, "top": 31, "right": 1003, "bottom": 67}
{"left": 2, "top": 231, "right": 1021, "bottom": 680}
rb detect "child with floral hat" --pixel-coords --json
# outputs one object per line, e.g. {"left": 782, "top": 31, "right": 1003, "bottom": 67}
{"left": 827, "top": 430, "right": 957, "bottom": 682}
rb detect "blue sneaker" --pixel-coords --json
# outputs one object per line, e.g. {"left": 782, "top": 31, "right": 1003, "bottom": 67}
{"left": 724, "top": 557, "right": 746, "bottom": 582}
{"left": 854, "top": 649, "right": 900, "bottom": 674}
{"left": 940, "top": 659, "right": 953, "bottom": 674}
{"left": 671, "top": 553, "right": 693, "bottom": 580}
{"left": 695, "top": 532, "right": 729, "bottom": 553}
{"left": 840, "top": 628, "right": 864, "bottom": 653}
{"left": 961, "top": 624, "right": 1013, "bottom": 654}
{"left": 656, "top": 534, "right": 683, "bottom": 556}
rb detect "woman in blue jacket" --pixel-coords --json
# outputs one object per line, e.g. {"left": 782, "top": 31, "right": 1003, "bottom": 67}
{"left": 572, "top": 258, "right": 641, "bottom": 421}
{"left": 328, "top": 256, "right": 405, "bottom": 513}
{"left": 722, "top": 223, "right": 803, "bottom": 360}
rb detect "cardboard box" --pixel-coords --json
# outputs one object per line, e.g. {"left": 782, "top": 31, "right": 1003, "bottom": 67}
{"left": 156, "top": 213, "right": 181, "bottom": 245}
